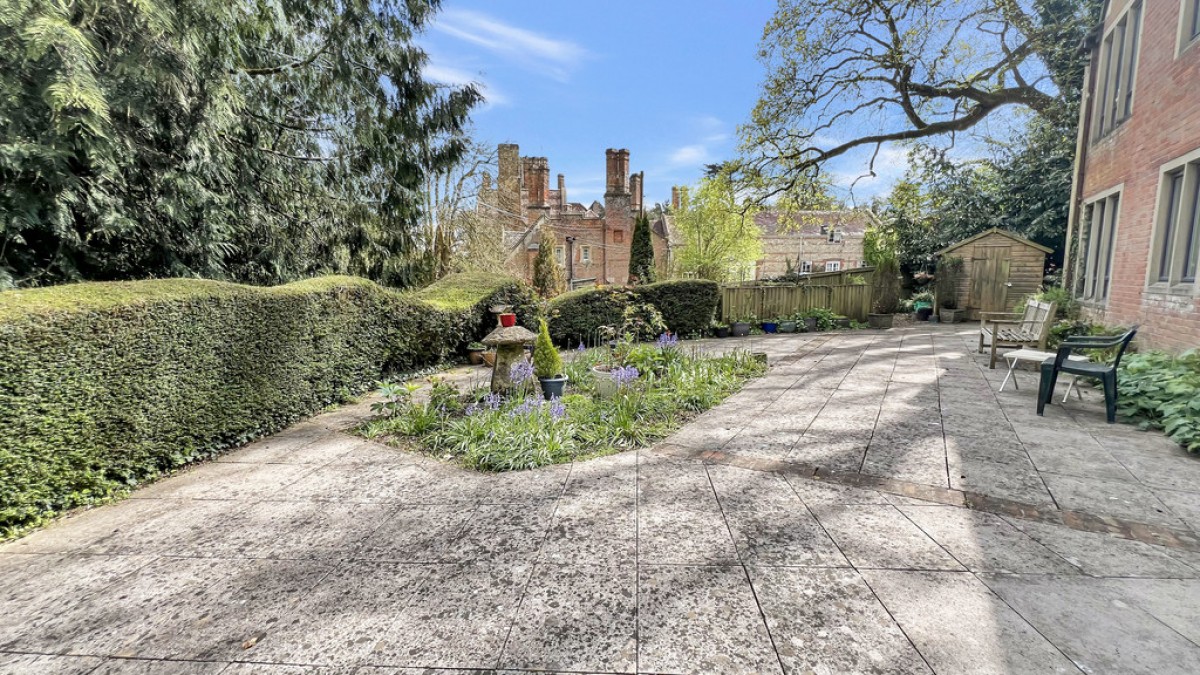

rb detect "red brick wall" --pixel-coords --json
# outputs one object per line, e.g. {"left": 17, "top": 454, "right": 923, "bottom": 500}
{"left": 1078, "top": 0, "right": 1200, "bottom": 351}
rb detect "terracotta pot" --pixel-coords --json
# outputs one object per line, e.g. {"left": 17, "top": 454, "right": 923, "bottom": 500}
{"left": 467, "top": 349, "right": 484, "bottom": 365}
{"left": 499, "top": 313, "right": 517, "bottom": 328}
{"left": 481, "top": 351, "right": 496, "bottom": 367}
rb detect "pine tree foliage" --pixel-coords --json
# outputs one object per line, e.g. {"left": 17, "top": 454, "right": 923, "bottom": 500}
{"left": 628, "top": 212, "right": 656, "bottom": 284}
{"left": 532, "top": 237, "right": 565, "bottom": 298}
{"left": 0, "top": 0, "right": 480, "bottom": 287}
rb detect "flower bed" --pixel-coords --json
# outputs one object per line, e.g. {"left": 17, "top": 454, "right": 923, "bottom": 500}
{"left": 358, "top": 338, "right": 766, "bottom": 471}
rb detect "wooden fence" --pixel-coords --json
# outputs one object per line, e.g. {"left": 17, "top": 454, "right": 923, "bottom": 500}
{"left": 720, "top": 282, "right": 874, "bottom": 322}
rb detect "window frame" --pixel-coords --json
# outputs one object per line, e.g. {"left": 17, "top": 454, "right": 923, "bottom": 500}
{"left": 825, "top": 260, "right": 842, "bottom": 272}
{"left": 580, "top": 245, "right": 592, "bottom": 264}
{"left": 1148, "top": 147, "right": 1200, "bottom": 294}
{"left": 1092, "top": 1, "right": 1143, "bottom": 141}
{"left": 1181, "top": 0, "right": 1200, "bottom": 54}
{"left": 800, "top": 260, "right": 812, "bottom": 274}
{"left": 554, "top": 245, "right": 565, "bottom": 266}
{"left": 1077, "top": 186, "right": 1123, "bottom": 304}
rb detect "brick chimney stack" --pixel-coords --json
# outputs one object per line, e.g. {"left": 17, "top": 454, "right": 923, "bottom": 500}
{"left": 631, "top": 172, "right": 644, "bottom": 213}
{"left": 523, "top": 157, "right": 550, "bottom": 208}
{"left": 605, "top": 148, "right": 630, "bottom": 196}
{"left": 671, "top": 186, "right": 680, "bottom": 210}
{"left": 557, "top": 174, "right": 566, "bottom": 209}
{"left": 496, "top": 144, "right": 521, "bottom": 223}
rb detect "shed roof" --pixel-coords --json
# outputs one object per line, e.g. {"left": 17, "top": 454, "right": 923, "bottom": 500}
{"left": 936, "top": 228, "right": 1053, "bottom": 255}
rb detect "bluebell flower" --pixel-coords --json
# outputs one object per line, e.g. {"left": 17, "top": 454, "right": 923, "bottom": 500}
{"left": 484, "top": 392, "right": 503, "bottom": 410}
{"left": 577, "top": 342, "right": 586, "bottom": 352}
{"left": 612, "top": 365, "right": 640, "bottom": 386}
{"left": 510, "top": 360, "right": 534, "bottom": 384}
{"left": 548, "top": 398, "right": 567, "bottom": 420}
{"left": 655, "top": 332, "right": 679, "bottom": 349}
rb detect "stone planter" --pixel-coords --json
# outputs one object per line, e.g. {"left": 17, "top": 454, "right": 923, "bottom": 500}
{"left": 731, "top": 321, "right": 752, "bottom": 337}
{"left": 833, "top": 317, "right": 851, "bottom": 329}
{"left": 538, "top": 375, "right": 568, "bottom": 400}
{"left": 940, "top": 307, "right": 964, "bottom": 323}
{"left": 802, "top": 317, "right": 818, "bottom": 332}
{"left": 592, "top": 366, "right": 617, "bottom": 398}
{"left": 714, "top": 326, "right": 731, "bottom": 338}
{"left": 778, "top": 320, "right": 797, "bottom": 333}
{"left": 867, "top": 313, "right": 894, "bottom": 329}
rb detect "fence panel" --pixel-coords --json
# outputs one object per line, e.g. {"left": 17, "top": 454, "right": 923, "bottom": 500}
{"left": 720, "top": 283, "right": 873, "bottom": 322}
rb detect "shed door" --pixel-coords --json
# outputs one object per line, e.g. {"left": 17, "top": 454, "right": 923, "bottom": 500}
{"left": 971, "top": 246, "right": 1011, "bottom": 313}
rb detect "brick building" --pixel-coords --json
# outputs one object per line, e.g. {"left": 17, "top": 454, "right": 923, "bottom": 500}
{"left": 479, "top": 144, "right": 668, "bottom": 287}
{"left": 753, "top": 210, "right": 874, "bottom": 280}
{"left": 1067, "top": 0, "right": 1200, "bottom": 350}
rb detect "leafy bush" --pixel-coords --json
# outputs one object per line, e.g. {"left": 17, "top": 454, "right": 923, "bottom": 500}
{"left": 1118, "top": 350, "right": 1200, "bottom": 453}
{"left": 546, "top": 280, "right": 720, "bottom": 345}
{"left": 621, "top": 302, "right": 667, "bottom": 342}
{"left": 1016, "top": 285, "right": 1080, "bottom": 321}
{"left": 935, "top": 256, "right": 963, "bottom": 309}
{"left": 359, "top": 346, "right": 766, "bottom": 471}
{"left": 532, "top": 319, "right": 564, "bottom": 379}
{"left": 0, "top": 272, "right": 533, "bottom": 536}
{"left": 871, "top": 257, "right": 902, "bottom": 314}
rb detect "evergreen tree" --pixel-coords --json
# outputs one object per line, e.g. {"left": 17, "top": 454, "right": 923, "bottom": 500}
{"left": 628, "top": 212, "right": 656, "bottom": 284}
{"left": 532, "top": 238, "right": 565, "bottom": 298}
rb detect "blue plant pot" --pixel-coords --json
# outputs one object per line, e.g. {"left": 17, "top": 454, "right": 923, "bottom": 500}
{"left": 762, "top": 322, "right": 778, "bottom": 333}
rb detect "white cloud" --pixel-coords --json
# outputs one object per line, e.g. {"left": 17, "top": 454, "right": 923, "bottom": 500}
{"left": 432, "top": 9, "right": 587, "bottom": 81}
{"left": 423, "top": 63, "right": 509, "bottom": 106}
{"left": 669, "top": 144, "right": 711, "bottom": 166}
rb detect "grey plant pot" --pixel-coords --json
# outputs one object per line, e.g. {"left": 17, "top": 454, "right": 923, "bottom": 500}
{"left": 802, "top": 317, "right": 818, "bottom": 332}
{"left": 539, "top": 375, "right": 568, "bottom": 400}
{"left": 867, "top": 313, "right": 894, "bottom": 329}
{"left": 778, "top": 321, "right": 798, "bottom": 333}
{"left": 731, "top": 321, "right": 752, "bottom": 337}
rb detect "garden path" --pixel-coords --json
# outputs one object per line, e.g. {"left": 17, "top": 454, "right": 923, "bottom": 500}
{"left": 3, "top": 325, "right": 1200, "bottom": 674}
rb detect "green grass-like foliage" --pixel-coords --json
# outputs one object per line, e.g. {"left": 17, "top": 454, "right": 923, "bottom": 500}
{"left": 0, "top": 272, "right": 533, "bottom": 536}
{"left": 1118, "top": 350, "right": 1200, "bottom": 453}
{"left": 533, "top": 319, "right": 563, "bottom": 379}
{"left": 546, "top": 279, "right": 719, "bottom": 345}
{"left": 359, "top": 345, "right": 766, "bottom": 471}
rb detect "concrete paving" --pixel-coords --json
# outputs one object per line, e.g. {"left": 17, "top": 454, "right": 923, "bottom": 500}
{"left": 3, "top": 325, "right": 1200, "bottom": 674}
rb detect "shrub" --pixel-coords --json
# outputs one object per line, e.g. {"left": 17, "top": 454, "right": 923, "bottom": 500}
{"left": 635, "top": 279, "right": 720, "bottom": 338}
{"left": 0, "top": 272, "right": 533, "bottom": 536}
{"left": 546, "top": 279, "right": 720, "bottom": 344}
{"left": 532, "top": 242, "right": 565, "bottom": 298}
{"left": 871, "top": 257, "right": 902, "bottom": 314}
{"left": 532, "top": 319, "right": 563, "bottom": 379}
{"left": 936, "top": 257, "right": 963, "bottom": 309}
{"left": 1118, "top": 350, "right": 1200, "bottom": 453}
{"left": 628, "top": 212, "right": 657, "bottom": 284}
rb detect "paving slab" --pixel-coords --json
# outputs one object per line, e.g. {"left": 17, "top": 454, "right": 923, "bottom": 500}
{"left": 0, "top": 654, "right": 104, "bottom": 675}
{"left": 637, "top": 506, "right": 738, "bottom": 565}
{"left": 637, "top": 565, "right": 781, "bottom": 675}
{"left": 811, "top": 504, "right": 965, "bottom": 571}
{"left": 749, "top": 566, "right": 930, "bottom": 674}
{"left": 900, "top": 505, "right": 1078, "bottom": 573}
{"left": 724, "top": 507, "right": 849, "bottom": 567}
{"left": 862, "top": 570, "right": 1081, "bottom": 674}
{"left": 1042, "top": 473, "right": 1185, "bottom": 528}
{"left": 1002, "top": 517, "right": 1198, "bottom": 578}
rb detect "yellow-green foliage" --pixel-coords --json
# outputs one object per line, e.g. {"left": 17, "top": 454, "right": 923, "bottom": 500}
{"left": 533, "top": 319, "right": 564, "bottom": 379}
{"left": 0, "top": 273, "right": 533, "bottom": 536}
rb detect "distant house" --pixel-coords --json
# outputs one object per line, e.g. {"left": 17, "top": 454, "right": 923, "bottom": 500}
{"left": 1066, "top": 0, "right": 1200, "bottom": 350}
{"left": 752, "top": 210, "right": 875, "bottom": 280}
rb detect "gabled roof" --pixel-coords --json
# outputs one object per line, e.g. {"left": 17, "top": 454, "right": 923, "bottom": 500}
{"left": 937, "top": 228, "right": 1053, "bottom": 255}
{"left": 754, "top": 210, "right": 878, "bottom": 236}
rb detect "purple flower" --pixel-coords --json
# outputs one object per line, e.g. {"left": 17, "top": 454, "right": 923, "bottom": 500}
{"left": 508, "top": 397, "right": 543, "bottom": 418}
{"left": 484, "top": 392, "right": 503, "bottom": 410}
{"left": 510, "top": 360, "right": 534, "bottom": 384}
{"left": 548, "top": 398, "right": 567, "bottom": 420}
{"left": 655, "top": 332, "right": 679, "bottom": 349}
{"left": 612, "top": 365, "right": 640, "bottom": 386}
{"left": 577, "top": 342, "right": 586, "bottom": 352}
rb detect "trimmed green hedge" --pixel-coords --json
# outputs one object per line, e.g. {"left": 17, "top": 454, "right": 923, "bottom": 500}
{"left": 546, "top": 279, "right": 720, "bottom": 345}
{"left": 0, "top": 273, "right": 532, "bottom": 535}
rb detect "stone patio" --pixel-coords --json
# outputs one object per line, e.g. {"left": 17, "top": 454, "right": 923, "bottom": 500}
{"left": 3, "top": 325, "right": 1200, "bottom": 674}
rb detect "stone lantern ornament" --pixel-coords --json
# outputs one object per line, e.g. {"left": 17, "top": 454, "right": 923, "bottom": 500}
{"left": 482, "top": 324, "right": 536, "bottom": 392}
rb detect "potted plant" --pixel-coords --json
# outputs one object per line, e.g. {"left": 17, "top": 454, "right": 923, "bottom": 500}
{"left": 936, "top": 256, "right": 965, "bottom": 323}
{"left": 712, "top": 320, "right": 731, "bottom": 338}
{"left": 467, "top": 341, "right": 486, "bottom": 365}
{"left": 778, "top": 317, "right": 798, "bottom": 333}
{"left": 533, "top": 319, "right": 567, "bottom": 399}
{"left": 799, "top": 311, "right": 818, "bottom": 333}
{"left": 833, "top": 314, "right": 851, "bottom": 329}
{"left": 481, "top": 350, "right": 496, "bottom": 368}
{"left": 731, "top": 316, "right": 753, "bottom": 337}
{"left": 867, "top": 249, "right": 901, "bottom": 329}
{"left": 911, "top": 290, "right": 935, "bottom": 321}
{"left": 499, "top": 312, "right": 517, "bottom": 328}
{"left": 762, "top": 318, "right": 779, "bottom": 333}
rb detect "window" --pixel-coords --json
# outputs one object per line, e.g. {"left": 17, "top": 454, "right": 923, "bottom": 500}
{"left": 580, "top": 246, "right": 592, "bottom": 264}
{"left": 826, "top": 228, "right": 843, "bottom": 243}
{"left": 825, "top": 261, "right": 842, "bottom": 272}
{"left": 614, "top": 230, "right": 624, "bottom": 243}
{"left": 800, "top": 260, "right": 812, "bottom": 274}
{"left": 1151, "top": 157, "right": 1200, "bottom": 288}
{"left": 1078, "top": 191, "right": 1121, "bottom": 301}
{"left": 1185, "top": 0, "right": 1200, "bottom": 47}
{"left": 554, "top": 246, "right": 565, "bottom": 266}
{"left": 1093, "top": 2, "right": 1142, "bottom": 139}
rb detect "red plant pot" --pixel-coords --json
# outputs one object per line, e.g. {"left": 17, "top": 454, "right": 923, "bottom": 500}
{"left": 499, "top": 313, "right": 517, "bottom": 328}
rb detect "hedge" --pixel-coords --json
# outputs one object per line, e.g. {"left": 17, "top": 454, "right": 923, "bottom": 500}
{"left": 546, "top": 279, "right": 720, "bottom": 345}
{"left": 0, "top": 273, "right": 532, "bottom": 535}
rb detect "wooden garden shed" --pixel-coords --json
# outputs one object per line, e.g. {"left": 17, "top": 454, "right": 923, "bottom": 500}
{"left": 936, "top": 229, "right": 1051, "bottom": 320}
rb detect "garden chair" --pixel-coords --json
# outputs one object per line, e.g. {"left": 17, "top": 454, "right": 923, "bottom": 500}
{"left": 978, "top": 299, "right": 1056, "bottom": 369}
{"left": 1036, "top": 326, "right": 1138, "bottom": 424}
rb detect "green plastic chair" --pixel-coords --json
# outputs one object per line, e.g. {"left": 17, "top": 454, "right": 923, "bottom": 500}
{"left": 1036, "top": 326, "right": 1138, "bottom": 423}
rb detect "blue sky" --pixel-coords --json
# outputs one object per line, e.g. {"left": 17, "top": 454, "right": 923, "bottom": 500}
{"left": 420, "top": 1, "right": 778, "bottom": 207}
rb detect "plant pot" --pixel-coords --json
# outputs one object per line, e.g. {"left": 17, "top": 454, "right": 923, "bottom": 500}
{"left": 915, "top": 307, "right": 933, "bottom": 321}
{"left": 592, "top": 366, "right": 617, "bottom": 398}
{"left": 482, "top": 351, "right": 496, "bottom": 368}
{"left": 731, "top": 321, "right": 752, "bottom": 337}
{"left": 867, "top": 313, "right": 894, "bottom": 329}
{"left": 762, "top": 322, "right": 778, "bottom": 334}
{"left": 538, "top": 375, "right": 568, "bottom": 400}
{"left": 833, "top": 317, "right": 851, "bottom": 329}
{"left": 467, "top": 349, "right": 484, "bottom": 365}
{"left": 714, "top": 326, "right": 731, "bottom": 338}
{"left": 939, "top": 307, "right": 964, "bottom": 323}
{"left": 802, "top": 317, "right": 818, "bottom": 332}
{"left": 928, "top": 313, "right": 941, "bottom": 323}
{"left": 499, "top": 313, "right": 517, "bottom": 328}
{"left": 778, "top": 320, "right": 797, "bottom": 333}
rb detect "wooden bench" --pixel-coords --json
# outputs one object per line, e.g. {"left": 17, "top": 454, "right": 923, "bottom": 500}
{"left": 978, "top": 299, "right": 1056, "bottom": 369}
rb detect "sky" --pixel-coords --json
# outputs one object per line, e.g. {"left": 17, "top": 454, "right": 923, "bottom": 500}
{"left": 418, "top": 0, "right": 896, "bottom": 207}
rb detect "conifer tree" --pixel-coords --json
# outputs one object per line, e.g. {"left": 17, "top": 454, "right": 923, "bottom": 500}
{"left": 628, "top": 212, "right": 656, "bottom": 284}
{"left": 532, "top": 238, "right": 565, "bottom": 297}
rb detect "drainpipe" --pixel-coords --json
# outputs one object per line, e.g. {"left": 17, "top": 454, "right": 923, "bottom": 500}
{"left": 1064, "top": 15, "right": 1104, "bottom": 290}
{"left": 565, "top": 236, "right": 576, "bottom": 288}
